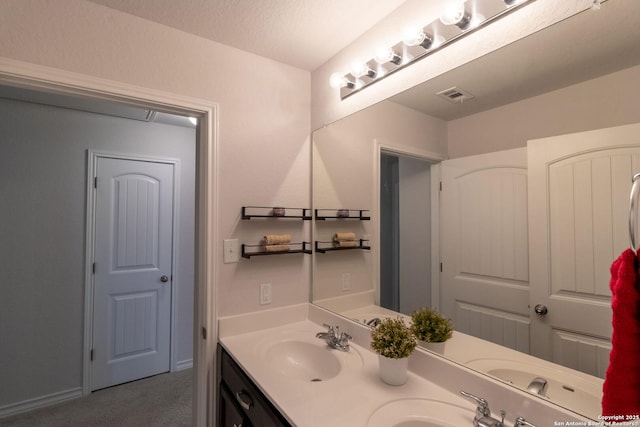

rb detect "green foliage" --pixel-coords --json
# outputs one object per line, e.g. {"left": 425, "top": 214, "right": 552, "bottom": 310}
{"left": 370, "top": 317, "right": 416, "bottom": 359}
{"left": 410, "top": 308, "right": 453, "bottom": 343}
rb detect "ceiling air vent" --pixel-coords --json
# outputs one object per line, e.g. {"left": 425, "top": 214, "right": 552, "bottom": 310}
{"left": 436, "top": 87, "right": 475, "bottom": 103}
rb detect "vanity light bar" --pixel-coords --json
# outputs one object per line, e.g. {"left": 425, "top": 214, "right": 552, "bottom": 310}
{"left": 330, "top": 0, "right": 536, "bottom": 100}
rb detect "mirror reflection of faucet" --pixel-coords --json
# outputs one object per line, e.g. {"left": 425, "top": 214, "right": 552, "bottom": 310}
{"left": 366, "top": 317, "right": 381, "bottom": 328}
{"left": 526, "top": 377, "right": 548, "bottom": 397}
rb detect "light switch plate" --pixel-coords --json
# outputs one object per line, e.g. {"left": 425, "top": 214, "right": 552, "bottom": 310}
{"left": 223, "top": 239, "right": 239, "bottom": 263}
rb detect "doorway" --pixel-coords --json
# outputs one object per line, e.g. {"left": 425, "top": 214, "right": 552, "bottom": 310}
{"left": 379, "top": 152, "right": 433, "bottom": 315}
{"left": 0, "top": 66, "right": 214, "bottom": 426}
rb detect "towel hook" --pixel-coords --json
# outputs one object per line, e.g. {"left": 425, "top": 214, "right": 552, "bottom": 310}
{"left": 629, "top": 173, "right": 640, "bottom": 251}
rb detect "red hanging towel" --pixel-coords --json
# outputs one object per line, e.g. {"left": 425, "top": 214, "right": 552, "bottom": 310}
{"left": 602, "top": 248, "right": 640, "bottom": 416}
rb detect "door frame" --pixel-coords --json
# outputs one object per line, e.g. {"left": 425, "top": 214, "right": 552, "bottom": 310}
{"left": 0, "top": 58, "right": 218, "bottom": 427}
{"left": 85, "top": 151, "right": 182, "bottom": 390}
{"left": 373, "top": 139, "right": 446, "bottom": 310}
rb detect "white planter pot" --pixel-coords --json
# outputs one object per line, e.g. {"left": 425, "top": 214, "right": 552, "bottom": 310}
{"left": 420, "top": 340, "right": 446, "bottom": 355}
{"left": 378, "top": 355, "right": 409, "bottom": 386}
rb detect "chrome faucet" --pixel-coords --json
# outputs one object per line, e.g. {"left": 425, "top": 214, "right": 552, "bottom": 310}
{"left": 526, "top": 377, "right": 548, "bottom": 396}
{"left": 460, "top": 390, "right": 505, "bottom": 427}
{"left": 514, "top": 416, "right": 537, "bottom": 427}
{"left": 316, "top": 324, "right": 352, "bottom": 351}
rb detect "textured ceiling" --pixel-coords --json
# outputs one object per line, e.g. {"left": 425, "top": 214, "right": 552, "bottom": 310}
{"left": 85, "top": 0, "right": 407, "bottom": 71}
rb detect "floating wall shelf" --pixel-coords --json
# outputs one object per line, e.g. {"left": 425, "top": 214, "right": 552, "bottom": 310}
{"left": 242, "top": 206, "right": 311, "bottom": 220}
{"left": 315, "top": 239, "right": 371, "bottom": 253}
{"left": 242, "top": 242, "right": 312, "bottom": 259}
{"left": 315, "top": 209, "right": 370, "bottom": 220}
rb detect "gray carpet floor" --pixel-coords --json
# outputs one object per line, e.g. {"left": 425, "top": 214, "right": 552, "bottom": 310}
{"left": 0, "top": 369, "right": 192, "bottom": 427}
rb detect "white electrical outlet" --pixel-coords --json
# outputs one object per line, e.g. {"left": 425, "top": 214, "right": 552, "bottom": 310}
{"left": 223, "top": 239, "right": 239, "bottom": 263}
{"left": 341, "top": 273, "right": 351, "bottom": 291}
{"left": 260, "top": 283, "right": 272, "bottom": 305}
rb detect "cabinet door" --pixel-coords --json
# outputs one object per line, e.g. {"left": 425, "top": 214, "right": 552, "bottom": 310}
{"left": 219, "top": 383, "right": 249, "bottom": 427}
{"left": 218, "top": 345, "right": 292, "bottom": 427}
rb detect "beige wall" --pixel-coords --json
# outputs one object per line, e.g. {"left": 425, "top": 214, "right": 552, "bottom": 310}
{"left": 312, "top": 100, "right": 446, "bottom": 301}
{"left": 0, "top": 0, "right": 312, "bottom": 318}
{"left": 447, "top": 65, "right": 640, "bottom": 158}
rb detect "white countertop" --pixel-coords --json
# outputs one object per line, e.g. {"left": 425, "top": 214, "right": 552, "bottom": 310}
{"left": 218, "top": 303, "right": 591, "bottom": 427}
{"left": 221, "top": 320, "right": 475, "bottom": 426}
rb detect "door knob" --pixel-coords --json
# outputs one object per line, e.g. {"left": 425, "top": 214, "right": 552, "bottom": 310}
{"left": 534, "top": 304, "right": 548, "bottom": 316}
{"left": 160, "top": 275, "right": 169, "bottom": 283}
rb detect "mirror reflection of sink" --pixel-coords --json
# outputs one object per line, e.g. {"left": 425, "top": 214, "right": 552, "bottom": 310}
{"left": 367, "top": 398, "right": 475, "bottom": 427}
{"left": 263, "top": 337, "right": 363, "bottom": 382}
{"left": 466, "top": 358, "right": 602, "bottom": 419}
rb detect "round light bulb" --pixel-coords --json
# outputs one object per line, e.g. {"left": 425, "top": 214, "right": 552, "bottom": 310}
{"left": 375, "top": 48, "right": 392, "bottom": 64}
{"left": 402, "top": 26, "right": 426, "bottom": 47}
{"left": 329, "top": 72, "right": 347, "bottom": 89}
{"left": 440, "top": 1, "right": 466, "bottom": 26}
{"left": 350, "top": 61, "right": 369, "bottom": 78}
{"left": 374, "top": 48, "right": 401, "bottom": 65}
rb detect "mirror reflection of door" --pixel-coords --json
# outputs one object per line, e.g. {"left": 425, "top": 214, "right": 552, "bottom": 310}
{"left": 380, "top": 152, "right": 432, "bottom": 315}
{"left": 440, "top": 148, "right": 530, "bottom": 353}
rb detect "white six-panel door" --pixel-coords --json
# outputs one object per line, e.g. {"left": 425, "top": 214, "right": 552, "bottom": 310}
{"left": 528, "top": 122, "right": 640, "bottom": 378}
{"left": 92, "top": 156, "right": 174, "bottom": 390}
{"left": 441, "top": 148, "right": 530, "bottom": 353}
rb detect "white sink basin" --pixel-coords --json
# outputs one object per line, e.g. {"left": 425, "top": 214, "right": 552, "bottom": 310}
{"left": 262, "top": 332, "right": 363, "bottom": 382}
{"left": 466, "top": 358, "right": 602, "bottom": 419}
{"left": 367, "top": 398, "right": 475, "bottom": 427}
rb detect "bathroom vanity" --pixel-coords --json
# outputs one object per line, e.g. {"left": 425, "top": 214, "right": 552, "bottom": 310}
{"left": 218, "top": 345, "right": 291, "bottom": 426}
{"left": 218, "top": 304, "right": 592, "bottom": 426}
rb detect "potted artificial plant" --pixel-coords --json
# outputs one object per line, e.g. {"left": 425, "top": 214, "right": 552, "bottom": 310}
{"left": 370, "top": 317, "right": 417, "bottom": 385}
{"left": 410, "top": 308, "right": 453, "bottom": 354}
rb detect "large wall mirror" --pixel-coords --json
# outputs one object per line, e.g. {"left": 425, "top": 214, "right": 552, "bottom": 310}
{"left": 312, "top": 0, "right": 640, "bottom": 421}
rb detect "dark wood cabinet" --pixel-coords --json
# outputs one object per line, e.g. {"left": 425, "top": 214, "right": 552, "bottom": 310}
{"left": 217, "top": 344, "right": 291, "bottom": 427}
{"left": 219, "top": 383, "right": 248, "bottom": 427}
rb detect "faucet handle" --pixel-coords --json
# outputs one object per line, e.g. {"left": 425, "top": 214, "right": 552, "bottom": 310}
{"left": 514, "top": 417, "right": 537, "bottom": 427}
{"left": 460, "top": 390, "right": 491, "bottom": 417}
{"left": 339, "top": 331, "right": 352, "bottom": 343}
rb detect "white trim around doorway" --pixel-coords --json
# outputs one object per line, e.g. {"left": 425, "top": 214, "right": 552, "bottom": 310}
{"left": 0, "top": 57, "right": 218, "bottom": 427}
{"left": 373, "top": 139, "right": 447, "bottom": 312}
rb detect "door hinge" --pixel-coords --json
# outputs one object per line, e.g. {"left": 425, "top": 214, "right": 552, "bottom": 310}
{"left": 439, "top": 181, "right": 442, "bottom": 191}
{"left": 201, "top": 327, "right": 207, "bottom": 340}
{"left": 94, "top": 177, "right": 98, "bottom": 188}
{"left": 90, "top": 349, "right": 94, "bottom": 361}
{"left": 440, "top": 262, "right": 443, "bottom": 272}
{"left": 92, "top": 262, "right": 96, "bottom": 274}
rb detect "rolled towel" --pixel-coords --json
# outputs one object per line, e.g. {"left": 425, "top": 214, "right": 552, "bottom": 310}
{"left": 333, "top": 232, "right": 356, "bottom": 241}
{"left": 264, "top": 244, "right": 291, "bottom": 253}
{"left": 264, "top": 234, "right": 291, "bottom": 245}
{"left": 335, "top": 240, "right": 358, "bottom": 248}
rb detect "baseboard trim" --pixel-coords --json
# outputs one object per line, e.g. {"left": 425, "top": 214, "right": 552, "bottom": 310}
{"left": 176, "top": 359, "right": 193, "bottom": 371}
{"left": 0, "top": 387, "right": 83, "bottom": 419}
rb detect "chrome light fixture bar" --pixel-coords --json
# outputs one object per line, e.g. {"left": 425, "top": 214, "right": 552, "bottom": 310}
{"left": 330, "top": 0, "right": 536, "bottom": 100}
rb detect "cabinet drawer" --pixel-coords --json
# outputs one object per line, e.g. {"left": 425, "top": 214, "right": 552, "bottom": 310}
{"left": 219, "top": 345, "right": 291, "bottom": 427}
{"left": 219, "top": 382, "right": 249, "bottom": 427}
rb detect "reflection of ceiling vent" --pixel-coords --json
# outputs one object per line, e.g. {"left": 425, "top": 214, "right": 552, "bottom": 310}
{"left": 436, "top": 87, "right": 475, "bottom": 103}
